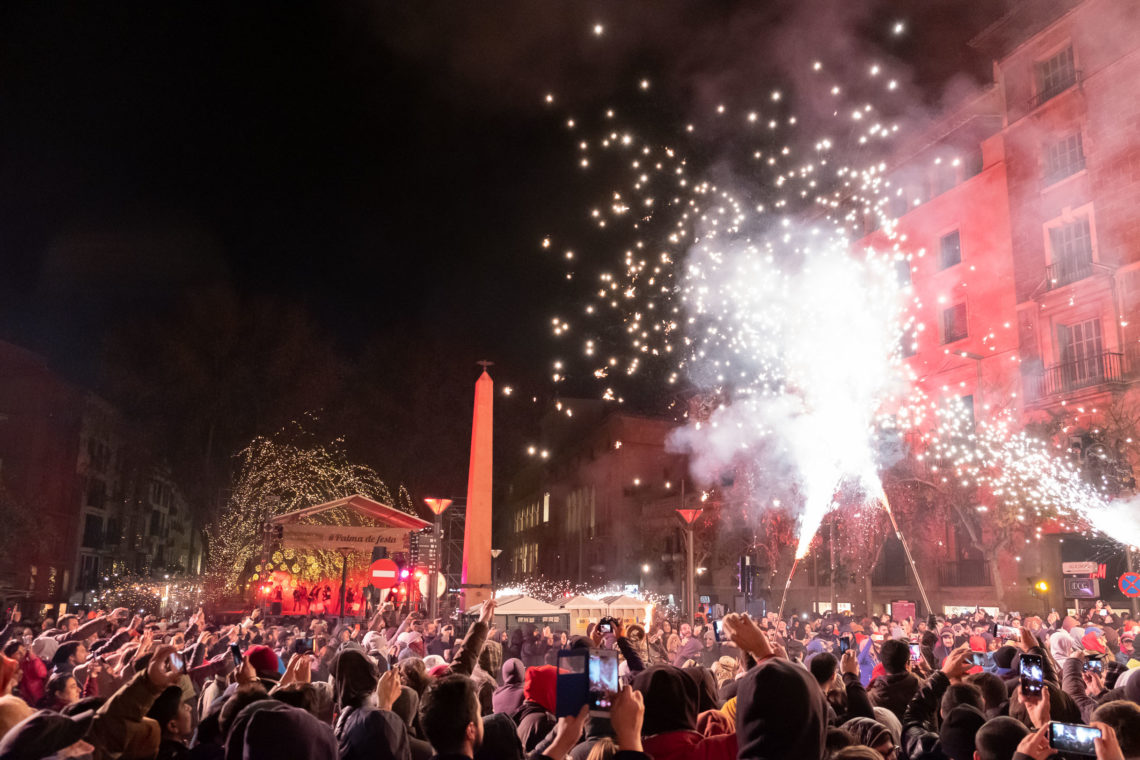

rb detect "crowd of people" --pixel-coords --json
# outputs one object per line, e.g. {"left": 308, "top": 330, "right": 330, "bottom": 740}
{"left": 0, "top": 597, "right": 1137, "bottom": 759}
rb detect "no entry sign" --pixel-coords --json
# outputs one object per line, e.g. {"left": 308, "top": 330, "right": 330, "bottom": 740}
{"left": 1119, "top": 572, "right": 1140, "bottom": 598}
{"left": 369, "top": 558, "right": 399, "bottom": 589}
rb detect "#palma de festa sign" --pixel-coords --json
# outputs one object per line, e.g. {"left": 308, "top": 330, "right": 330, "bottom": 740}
{"left": 282, "top": 525, "right": 409, "bottom": 552}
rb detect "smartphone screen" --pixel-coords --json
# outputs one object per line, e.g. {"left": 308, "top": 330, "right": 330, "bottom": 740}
{"left": 555, "top": 649, "right": 589, "bottom": 718}
{"left": 598, "top": 623, "right": 612, "bottom": 634}
{"left": 992, "top": 623, "right": 1018, "bottom": 639}
{"left": 1020, "top": 653, "right": 1044, "bottom": 697}
{"left": 712, "top": 620, "right": 724, "bottom": 642}
{"left": 1049, "top": 722, "right": 1101, "bottom": 756}
{"left": 1083, "top": 658, "right": 1103, "bottom": 673}
{"left": 169, "top": 652, "right": 185, "bottom": 672}
{"left": 588, "top": 649, "right": 619, "bottom": 715}
{"left": 909, "top": 643, "right": 921, "bottom": 662}
{"left": 838, "top": 636, "right": 851, "bottom": 654}
{"left": 230, "top": 643, "right": 243, "bottom": 670}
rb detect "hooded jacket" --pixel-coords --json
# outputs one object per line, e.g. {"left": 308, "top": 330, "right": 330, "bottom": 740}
{"left": 516, "top": 665, "right": 557, "bottom": 753}
{"left": 735, "top": 658, "right": 826, "bottom": 760}
{"left": 329, "top": 647, "right": 412, "bottom": 760}
{"left": 492, "top": 659, "right": 526, "bottom": 715}
{"left": 228, "top": 700, "right": 339, "bottom": 760}
{"left": 683, "top": 667, "right": 720, "bottom": 712}
{"left": 634, "top": 665, "right": 736, "bottom": 760}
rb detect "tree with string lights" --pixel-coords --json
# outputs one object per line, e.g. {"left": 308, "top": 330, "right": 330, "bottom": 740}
{"left": 206, "top": 423, "right": 415, "bottom": 595}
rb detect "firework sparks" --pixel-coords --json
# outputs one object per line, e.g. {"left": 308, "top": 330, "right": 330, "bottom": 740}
{"left": 537, "top": 22, "right": 1136, "bottom": 561}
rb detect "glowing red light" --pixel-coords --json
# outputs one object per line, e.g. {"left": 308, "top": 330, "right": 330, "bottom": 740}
{"left": 399, "top": 569, "right": 410, "bottom": 579}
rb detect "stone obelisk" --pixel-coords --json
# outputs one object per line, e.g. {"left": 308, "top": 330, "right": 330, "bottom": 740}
{"left": 461, "top": 363, "right": 494, "bottom": 610}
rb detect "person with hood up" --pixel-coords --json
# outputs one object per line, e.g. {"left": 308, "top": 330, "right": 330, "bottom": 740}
{"left": 225, "top": 700, "right": 339, "bottom": 760}
{"left": 840, "top": 716, "right": 898, "bottom": 760}
{"left": 515, "top": 664, "right": 557, "bottom": 752}
{"left": 493, "top": 659, "right": 526, "bottom": 715}
{"left": 933, "top": 629, "right": 957, "bottom": 666}
{"left": 631, "top": 665, "right": 736, "bottom": 760}
{"left": 0, "top": 706, "right": 96, "bottom": 759}
{"left": 724, "top": 612, "right": 825, "bottom": 760}
{"left": 1050, "top": 630, "right": 1077, "bottom": 669}
{"left": 330, "top": 648, "right": 411, "bottom": 760}
{"left": 391, "top": 686, "right": 433, "bottom": 760}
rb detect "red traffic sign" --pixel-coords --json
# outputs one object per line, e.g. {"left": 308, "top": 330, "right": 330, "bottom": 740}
{"left": 369, "top": 558, "right": 399, "bottom": 589}
{"left": 1119, "top": 572, "right": 1140, "bottom": 598}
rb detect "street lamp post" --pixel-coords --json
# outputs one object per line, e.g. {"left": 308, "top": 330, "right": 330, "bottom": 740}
{"left": 424, "top": 498, "right": 452, "bottom": 622}
{"left": 491, "top": 549, "right": 503, "bottom": 599}
{"left": 676, "top": 508, "right": 703, "bottom": 625}
{"left": 640, "top": 563, "right": 650, "bottom": 592}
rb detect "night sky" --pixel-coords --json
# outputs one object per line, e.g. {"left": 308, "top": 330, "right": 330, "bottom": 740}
{"left": 0, "top": 1, "right": 1005, "bottom": 492}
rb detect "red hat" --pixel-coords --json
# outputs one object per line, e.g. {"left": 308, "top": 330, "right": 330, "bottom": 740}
{"left": 1081, "top": 631, "right": 1107, "bottom": 654}
{"left": 523, "top": 665, "right": 558, "bottom": 714}
{"left": 245, "top": 645, "right": 279, "bottom": 676}
{"left": 968, "top": 636, "right": 986, "bottom": 653}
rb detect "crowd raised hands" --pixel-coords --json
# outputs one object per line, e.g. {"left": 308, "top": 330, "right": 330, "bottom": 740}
{"left": 0, "top": 600, "right": 1137, "bottom": 760}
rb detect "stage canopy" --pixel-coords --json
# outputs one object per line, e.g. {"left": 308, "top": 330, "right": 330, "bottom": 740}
{"left": 269, "top": 494, "right": 430, "bottom": 552}
{"left": 255, "top": 494, "right": 430, "bottom": 617}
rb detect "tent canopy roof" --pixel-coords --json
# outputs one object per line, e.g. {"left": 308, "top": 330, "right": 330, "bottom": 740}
{"left": 560, "top": 595, "right": 603, "bottom": 608}
{"left": 267, "top": 493, "right": 430, "bottom": 531}
{"left": 478, "top": 595, "right": 564, "bottom": 615}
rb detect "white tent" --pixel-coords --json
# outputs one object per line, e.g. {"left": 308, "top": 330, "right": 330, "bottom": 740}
{"left": 476, "top": 594, "right": 569, "bottom": 632}
{"left": 601, "top": 594, "right": 652, "bottom": 626}
{"left": 559, "top": 595, "right": 605, "bottom": 635}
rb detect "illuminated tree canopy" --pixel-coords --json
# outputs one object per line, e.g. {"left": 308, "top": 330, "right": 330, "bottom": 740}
{"left": 207, "top": 425, "right": 415, "bottom": 594}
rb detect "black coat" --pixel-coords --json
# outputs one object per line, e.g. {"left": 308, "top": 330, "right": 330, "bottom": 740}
{"left": 335, "top": 705, "right": 412, "bottom": 760}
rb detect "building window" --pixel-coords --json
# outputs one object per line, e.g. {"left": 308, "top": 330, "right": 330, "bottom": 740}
{"left": 543, "top": 493, "right": 550, "bottom": 523}
{"left": 1036, "top": 46, "right": 1076, "bottom": 105}
{"left": 1044, "top": 133, "right": 1085, "bottom": 184}
{"left": 1058, "top": 319, "right": 1105, "bottom": 387}
{"left": 79, "top": 555, "right": 99, "bottom": 591}
{"left": 1048, "top": 216, "right": 1093, "bottom": 286}
{"left": 86, "top": 478, "right": 106, "bottom": 509}
{"left": 149, "top": 510, "right": 161, "bottom": 537}
{"left": 942, "top": 303, "right": 968, "bottom": 343}
{"left": 940, "top": 230, "right": 962, "bottom": 269}
{"left": 82, "top": 514, "right": 104, "bottom": 549}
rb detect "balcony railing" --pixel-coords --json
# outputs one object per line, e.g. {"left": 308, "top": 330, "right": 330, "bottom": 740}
{"left": 1028, "top": 351, "right": 1124, "bottom": 399}
{"left": 938, "top": 560, "right": 993, "bottom": 587}
{"left": 1045, "top": 256, "right": 1094, "bottom": 290}
{"left": 1031, "top": 70, "right": 1082, "bottom": 109}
